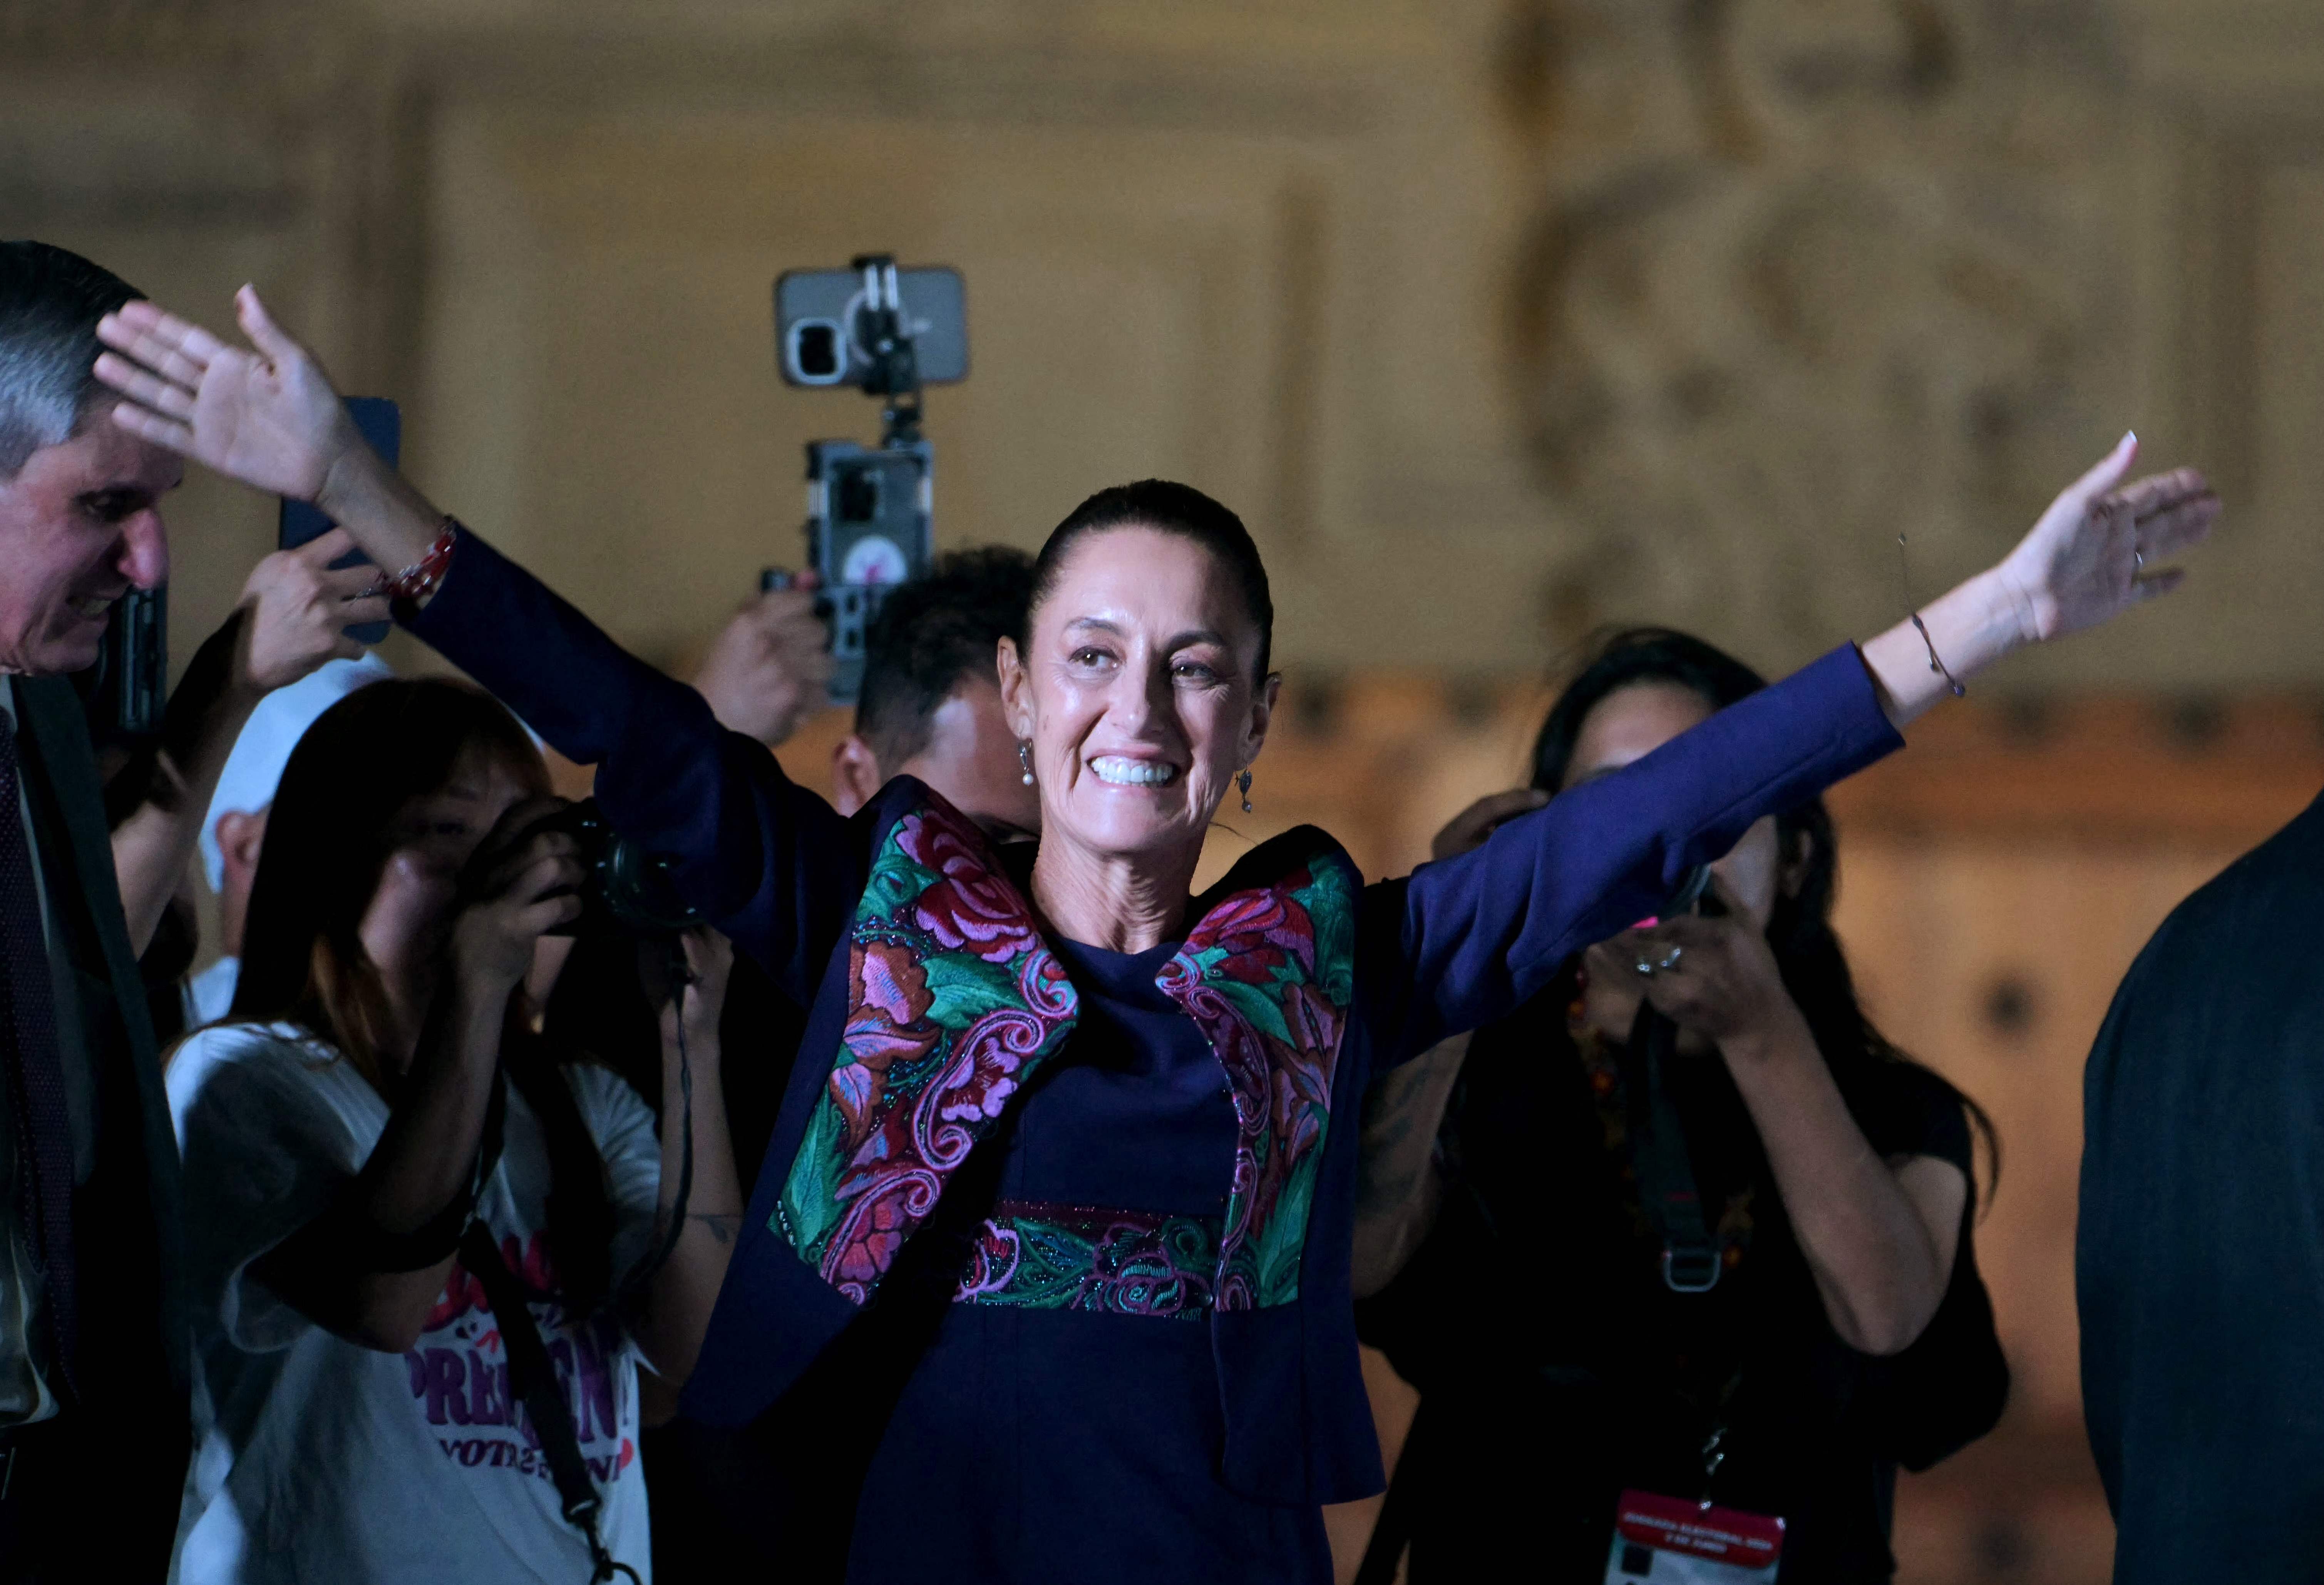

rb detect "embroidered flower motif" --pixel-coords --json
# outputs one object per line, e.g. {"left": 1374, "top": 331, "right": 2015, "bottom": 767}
{"left": 932, "top": 1007, "right": 1047, "bottom": 1124}
{"left": 780, "top": 791, "right": 1077, "bottom": 1305}
{"left": 1161, "top": 855, "right": 1358, "bottom": 1309}
{"left": 1182, "top": 883, "right": 1309, "bottom": 984}
{"left": 900, "top": 808, "right": 1042, "bottom": 964}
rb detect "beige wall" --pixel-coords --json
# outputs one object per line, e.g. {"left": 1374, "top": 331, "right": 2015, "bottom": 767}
{"left": 10, "top": 0, "right": 2324, "bottom": 692}
{"left": 12, "top": 5, "right": 2324, "bottom": 1580}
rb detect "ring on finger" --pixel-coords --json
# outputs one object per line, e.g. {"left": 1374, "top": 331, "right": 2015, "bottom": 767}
{"left": 1658, "top": 946, "right": 1684, "bottom": 972}
{"left": 1634, "top": 958, "right": 1657, "bottom": 979}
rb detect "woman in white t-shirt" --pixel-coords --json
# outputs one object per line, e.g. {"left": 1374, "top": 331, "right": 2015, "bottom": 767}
{"left": 167, "top": 677, "right": 746, "bottom": 1585}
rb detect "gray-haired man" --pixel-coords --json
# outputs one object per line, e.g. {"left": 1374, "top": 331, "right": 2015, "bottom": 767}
{"left": 0, "top": 240, "right": 383, "bottom": 1580}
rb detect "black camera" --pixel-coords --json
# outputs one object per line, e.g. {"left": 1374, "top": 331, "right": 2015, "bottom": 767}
{"left": 536, "top": 798, "right": 703, "bottom": 938}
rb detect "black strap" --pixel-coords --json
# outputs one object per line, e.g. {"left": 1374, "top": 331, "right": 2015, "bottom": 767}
{"left": 1623, "top": 1001, "right": 1721, "bottom": 1293}
{"left": 457, "top": 1219, "right": 638, "bottom": 1584}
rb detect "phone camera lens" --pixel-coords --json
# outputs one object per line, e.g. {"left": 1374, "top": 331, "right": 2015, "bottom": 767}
{"left": 791, "top": 319, "right": 845, "bottom": 382}
{"left": 836, "top": 469, "right": 881, "bottom": 524}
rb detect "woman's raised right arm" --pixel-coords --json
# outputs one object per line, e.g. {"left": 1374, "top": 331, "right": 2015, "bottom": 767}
{"left": 94, "top": 290, "right": 861, "bottom": 993}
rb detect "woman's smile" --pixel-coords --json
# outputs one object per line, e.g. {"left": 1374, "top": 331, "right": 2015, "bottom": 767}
{"left": 1088, "top": 754, "right": 1182, "bottom": 787}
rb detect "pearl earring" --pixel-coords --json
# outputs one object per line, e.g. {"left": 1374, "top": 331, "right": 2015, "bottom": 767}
{"left": 1018, "top": 741, "right": 1035, "bottom": 786}
{"left": 1238, "top": 769, "right": 1253, "bottom": 813}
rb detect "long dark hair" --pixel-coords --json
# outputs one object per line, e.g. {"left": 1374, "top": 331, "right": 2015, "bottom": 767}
{"left": 1532, "top": 628, "right": 1998, "bottom": 1193}
{"left": 230, "top": 676, "right": 615, "bottom": 1312}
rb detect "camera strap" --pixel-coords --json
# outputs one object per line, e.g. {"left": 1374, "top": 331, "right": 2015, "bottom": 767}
{"left": 612, "top": 940, "right": 695, "bottom": 1313}
{"left": 1622, "top": 1001, "right": 1722, "bottom": 1293}
{"left": 457, "top": 1217, "right": 639, "bottom": 1585}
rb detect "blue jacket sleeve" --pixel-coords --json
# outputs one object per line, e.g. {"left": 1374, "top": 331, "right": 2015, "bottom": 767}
{"left": 404, "top": 530, "right": 862, "bottom": 1001}
{"left": 1373, "top": 644, "right": 1902, "bottom": 1062}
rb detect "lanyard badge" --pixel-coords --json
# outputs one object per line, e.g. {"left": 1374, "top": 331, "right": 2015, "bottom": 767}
{"left": 1603, "top": 1490, "right": 1784, "bottom": 1583}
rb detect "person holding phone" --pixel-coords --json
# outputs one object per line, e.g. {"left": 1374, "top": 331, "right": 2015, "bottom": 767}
{"left": 1351, "top": 628, "right": 2009, "bottom": 1583}
{"left": 92, "top": 286, "right": 2207, "bottom": 1583}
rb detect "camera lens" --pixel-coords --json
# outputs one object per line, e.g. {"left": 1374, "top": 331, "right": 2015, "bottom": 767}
{"left": 792, "top": 320, "right": 843, "bottom": 381}
{"left": 836, "top": 467, "right": 882, "bottom": 524}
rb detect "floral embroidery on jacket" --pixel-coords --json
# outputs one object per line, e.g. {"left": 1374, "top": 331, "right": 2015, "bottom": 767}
{"left": 775, "top": 796, "right": 1078, "bottom": 1303}
{"left": 956, "top": 1201, "right": 1220, "bottom": 1318}
{"left": 1157, "top": 848, "right": 1360, "bottom": 1309}
{"left": 775, "top": 797, "right": 1359, "bottom": 1314}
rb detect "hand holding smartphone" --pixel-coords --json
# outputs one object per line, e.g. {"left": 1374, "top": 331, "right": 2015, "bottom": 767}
{"left": 278, "top": 396, "right": 400, "bottom": 644}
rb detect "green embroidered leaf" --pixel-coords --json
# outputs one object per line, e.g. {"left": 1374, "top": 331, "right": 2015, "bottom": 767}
{"left": 778, "top": 1095, "right": 847, "bottom": 1261}
{"left": 856, "top": 854, "right": 939, "bottom": 927}
{"left": 1255, "top": 1157, "right": 1318, "bottom": 1305}
{"left": 1214, "top": 978, "right": 1294, "bottom": 1046}
{"left": 1296, "top": 861, "right": 1360, "bottom": 1007}
{"left": 919, "top": 952, "right": 1023, "bottom": 1032}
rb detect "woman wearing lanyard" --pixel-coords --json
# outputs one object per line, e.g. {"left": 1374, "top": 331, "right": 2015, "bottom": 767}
{"left": 1353, "top": 628, "right": 2011, "bottom": 1582}
{"left": 94, "top": 290, "right": 2213, "bottom": 1583}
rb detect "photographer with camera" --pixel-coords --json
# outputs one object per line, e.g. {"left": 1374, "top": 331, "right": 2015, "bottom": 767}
{"left": 0, "top": 241, "right": 390, "bottom": 1579}
{"left": 1350, "top": 629, "right": 2010, "bottom": 1584}
{"left": 165, "top": 677, "right": 745, "bottom": 1584}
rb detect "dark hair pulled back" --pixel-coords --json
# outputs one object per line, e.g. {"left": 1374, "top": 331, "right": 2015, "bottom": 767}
{"left": 1026, "top": 480, "right": 1274, "bottom": 681}
{"left": 1532, "top": 627, "right": 1998, "bottom": 1194}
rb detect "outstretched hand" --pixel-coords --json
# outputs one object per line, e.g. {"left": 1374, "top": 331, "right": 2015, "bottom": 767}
{"left": 1994, "top": 433, "right": 2218, "bottom": 644}
{"left": 93, "top": 286, "right": 360, "bottom": 504}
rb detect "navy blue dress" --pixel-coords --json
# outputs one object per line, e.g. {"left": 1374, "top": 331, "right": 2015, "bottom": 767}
{"left": 402, "top": 531, "right": 1904, "bottom": 1583}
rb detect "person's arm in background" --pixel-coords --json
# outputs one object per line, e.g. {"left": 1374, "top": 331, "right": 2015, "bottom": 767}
{"left": 1349, "top": 789, "right": 1549, "bottom": 1297}
{"left": 1377, "top": 435, "right": 2217, "bottom": 1063}
{"left": 92, "top": 291, "right": 864, "bottom": 997}
{"left": 252, "top": 800, "right": 582, "bottom": 1352}
{"left": 108, "top": 528, "right": 385, "bottom": 954}
{"left": 632, "top": 928, "right": 744, "bottom": 1421}
{"left": 692, "top": 581, "right": 833, "bottom": 748}
{"left": 1617, "top": 875, "right": 1966, "bottom": 1355}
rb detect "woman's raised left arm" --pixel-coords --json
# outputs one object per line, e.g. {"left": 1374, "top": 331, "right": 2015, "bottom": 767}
{"left": 1378, "top": 436, "right": 2216, "bottom": 1059}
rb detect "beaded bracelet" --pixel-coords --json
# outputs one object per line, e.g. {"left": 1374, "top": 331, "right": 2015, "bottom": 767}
{"left": 374, "top": 518, "right": 459, "bottom": 614}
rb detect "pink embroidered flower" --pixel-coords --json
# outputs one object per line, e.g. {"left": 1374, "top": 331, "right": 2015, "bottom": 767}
{"left": 899, "top": 811, "right": 1040, "bottom": 964}
{"left": 1184, "top": 881, "right": 1315, "bottom": 984}
{"left": 842, "top": 943, "right": 940, "bottom": 1072}
{"left": 857, "top": 940, "right": 933, "bottom": 1028}
{"left": 829, "top": 1183, "right": 918, "bottom": 1296}
{"left": 933, "top": 1008, "right": 1048, "bottom": 1123}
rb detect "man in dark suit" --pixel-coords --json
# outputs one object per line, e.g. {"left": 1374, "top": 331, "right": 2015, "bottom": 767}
{"left": 0, "top": 241, "right": 387, "bottom": 1580}
{"left": 2079, "top": 800, "right": 2324, "bottom": 1583}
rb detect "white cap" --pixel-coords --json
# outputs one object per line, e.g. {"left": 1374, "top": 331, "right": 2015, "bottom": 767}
{"left": 200, "top": 653, "right": 395, "bottom": 893}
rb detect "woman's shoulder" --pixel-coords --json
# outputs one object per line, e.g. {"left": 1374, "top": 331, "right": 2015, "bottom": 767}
{"left": 166, "top": 1021, "right": 384, "bottom": 1148}
{"left": 1842, "top": 1057, "right": 1975, "bottom": 1170}
{"left": 167, "top": 1021, "right": 340, "bottom": 1094}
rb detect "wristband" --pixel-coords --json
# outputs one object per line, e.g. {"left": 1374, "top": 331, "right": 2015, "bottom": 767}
{"left": 370, "top": 518, "right": 460, "bottom": 616}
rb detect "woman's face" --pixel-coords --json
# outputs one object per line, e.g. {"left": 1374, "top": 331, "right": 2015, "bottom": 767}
{"left": 357, "top": 754, "right": 534, "bottom": 1014}
{"left": 999, "top": 526, "right": 1276, "bottom": 867}
{"left": 1564, "top": 681, "right": 1789, "bottom": 929}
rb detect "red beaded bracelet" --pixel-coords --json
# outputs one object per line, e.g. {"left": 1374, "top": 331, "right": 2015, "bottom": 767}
{"left": 375, "top": 519, "right": 459, "bottom": 613}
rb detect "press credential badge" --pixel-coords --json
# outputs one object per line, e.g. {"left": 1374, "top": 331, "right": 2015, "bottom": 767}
{"left": 1603, "top": 1490, "right": 1784, "bottom": 1583}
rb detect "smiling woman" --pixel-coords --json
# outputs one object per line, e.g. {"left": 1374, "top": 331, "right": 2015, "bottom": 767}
{"left": 88, "top": 285, "right": 2216, "bottom": 1584}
